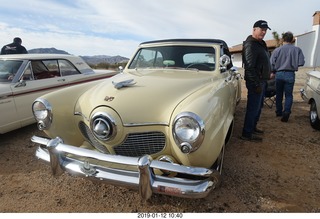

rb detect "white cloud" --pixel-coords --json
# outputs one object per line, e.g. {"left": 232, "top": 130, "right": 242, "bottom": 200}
{"left": 0, "top": 0, "right": 318, "bottom": 57}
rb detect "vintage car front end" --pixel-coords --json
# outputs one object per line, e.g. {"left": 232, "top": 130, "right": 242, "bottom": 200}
{"left": 31, "top": 39, "right": 241, "bottom": 200}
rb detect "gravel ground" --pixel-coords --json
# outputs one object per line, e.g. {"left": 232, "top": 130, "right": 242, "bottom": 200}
{"left": 0, "top": 67, "right": 319, "bottom": 213}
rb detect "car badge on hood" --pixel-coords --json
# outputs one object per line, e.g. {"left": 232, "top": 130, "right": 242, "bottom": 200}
{"left": 104, "top": 96, "right": 114, "bottom": 102}
{"left": 112, "top": 79, "right": 136, "bottom": 89}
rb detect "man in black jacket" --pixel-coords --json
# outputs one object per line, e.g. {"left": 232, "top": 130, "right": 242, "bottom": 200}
{"left": 1, "top": 37, "right": 28, "bottom": 55}
{"left": 241, "top": 20, "right": 272, "bottom": 142}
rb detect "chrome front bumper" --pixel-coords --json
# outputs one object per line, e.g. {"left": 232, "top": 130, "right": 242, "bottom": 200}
{"left": 32, "top": 136, "right": 221, "bottom": 200}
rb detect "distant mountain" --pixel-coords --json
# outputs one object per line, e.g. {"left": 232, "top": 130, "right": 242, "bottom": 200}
{"left": 28, "top": 48, "right": 69, "bottom": 55}
{"left": 28, "top": 48, "right": 129, "bottom": 65}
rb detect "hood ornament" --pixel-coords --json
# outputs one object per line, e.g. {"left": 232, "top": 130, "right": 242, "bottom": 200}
{"left": 112, "top": 79, "right": 136, "bottom": 89}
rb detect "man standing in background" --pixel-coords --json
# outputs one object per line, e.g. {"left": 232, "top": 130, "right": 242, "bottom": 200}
{"left": 1, "top": 37, "right": 28, "bottom": 55}
{"left": 270, "top": 31, "right": 305, "bottom": 122}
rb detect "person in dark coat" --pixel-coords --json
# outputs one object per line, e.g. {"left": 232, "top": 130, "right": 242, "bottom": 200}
{"left": 241, "top": 20, "right": 272, "bottom": 142}
{"left": 1, "top": 37, "right": 28, "bottom": 55}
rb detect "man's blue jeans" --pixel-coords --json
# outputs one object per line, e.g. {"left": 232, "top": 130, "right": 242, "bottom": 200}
{"left": 275, "top": 71, "right": 295, "bottom": 115}
{"left": 242, "top": 81, "right": 266, "bottom": 137}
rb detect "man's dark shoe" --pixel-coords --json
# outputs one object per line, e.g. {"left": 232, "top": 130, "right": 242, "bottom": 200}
{"left": 281, "top": 112, "right": 290, "bottom": 122}
{"left": 254, "top": 128, "right": 264, "bottom": 135}
{"left": 240, "top": 135, "right": 263, "bottom": 142}
{"left": 276, "top": 111, "right": 282, "bottom": 117}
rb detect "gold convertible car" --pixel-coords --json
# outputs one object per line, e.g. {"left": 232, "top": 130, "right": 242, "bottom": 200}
{"left": 31, "top": 39, "right": 242, "bottom": 200}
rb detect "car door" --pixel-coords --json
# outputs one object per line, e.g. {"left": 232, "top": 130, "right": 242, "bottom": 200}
{"left": 230, "top": 68, "right": 242, "bottom": 104}
{"left": 0, "top": 86, "right": 17, "bottom": 134}
{"left": 13, "top": 60, "right": 68, "bottom": 128}
{"left": 0, "top": 59, "right": 25, "bottom": 133}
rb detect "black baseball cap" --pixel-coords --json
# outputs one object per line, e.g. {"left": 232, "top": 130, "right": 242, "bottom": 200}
{"left": 253, "top": 20, "right": 271, "bottom": 30}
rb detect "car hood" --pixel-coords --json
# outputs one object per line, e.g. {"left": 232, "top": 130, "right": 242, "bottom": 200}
{"left": 77, "top": 69, "right": 213, "bottom": 124}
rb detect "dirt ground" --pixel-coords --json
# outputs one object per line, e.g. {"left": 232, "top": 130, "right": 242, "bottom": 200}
{"left": 0, "top": 67, "right": 320, "bottom": 213}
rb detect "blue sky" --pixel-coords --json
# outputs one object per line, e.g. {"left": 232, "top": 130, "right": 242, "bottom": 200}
{"left": 0, "top": 0, "right": 318, "bottom": 58}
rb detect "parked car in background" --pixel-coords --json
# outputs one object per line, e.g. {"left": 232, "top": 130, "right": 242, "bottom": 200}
{"left": 31, "top": 39, "right": 242, "bottom": 200}
{"left": 0, "top": 54, "right": 117, "bottom": 134}
{"left": 300, "top": 70, "right": 320, "bottom": 130}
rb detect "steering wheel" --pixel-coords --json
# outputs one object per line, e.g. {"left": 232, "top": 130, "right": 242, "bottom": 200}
{"left": 186, "top": 63, "right": 212, "bottom": 71}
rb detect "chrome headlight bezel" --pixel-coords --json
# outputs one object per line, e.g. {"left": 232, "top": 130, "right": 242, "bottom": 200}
{"left": 90, "top": 112, "right": 117, "bottom": 141}
{"left": 172, "top": 112, "right": 205, "bottom": 153}
{"left": 32, "top": 98, "right": 52, "bottom": 130}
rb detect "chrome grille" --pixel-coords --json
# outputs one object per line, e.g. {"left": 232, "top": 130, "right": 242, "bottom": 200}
{"left": 114, "top": 132, "right": 166, "bottom": 157}
{"left": 79, "top": 122, "right": 166, "bottom": 157}
{"left": 78, "top": 122, "right": 110, "bottom": 154}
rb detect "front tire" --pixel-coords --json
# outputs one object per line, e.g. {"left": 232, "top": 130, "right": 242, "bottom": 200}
{"left": 310, "top": 101, "right": 320, "bottom": 130}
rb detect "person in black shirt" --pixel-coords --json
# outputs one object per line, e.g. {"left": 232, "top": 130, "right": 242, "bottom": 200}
{"left": 1, "top": 37, "right": 28, "bottom": 55}
{"left": 241, "top": 20, "right": 272, "bottom": 142}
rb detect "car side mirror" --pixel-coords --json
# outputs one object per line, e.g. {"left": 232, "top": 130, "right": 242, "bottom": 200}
{"left": 219, "top": 55, "right": 231, "bottom": 72}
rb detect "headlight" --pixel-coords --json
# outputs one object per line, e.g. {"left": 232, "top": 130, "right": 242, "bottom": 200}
{"left": 173, "top": 112, "right": 205, "bottom": 154}
{"left": 32, "top": 98, "right": 52, "bottom": 130}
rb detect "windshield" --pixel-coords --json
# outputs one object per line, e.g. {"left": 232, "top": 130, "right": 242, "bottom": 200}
{"left": 128, "top": 45, "right": 216, "bottom": 71}
{"left": 0, "top": 60, "right": 23, "bottom": 82}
